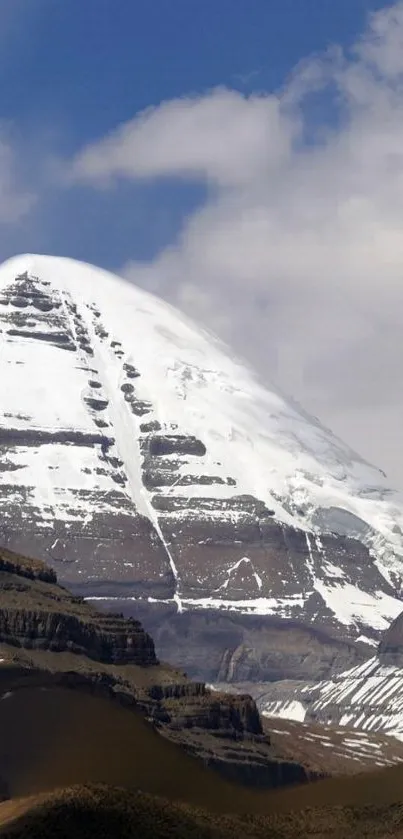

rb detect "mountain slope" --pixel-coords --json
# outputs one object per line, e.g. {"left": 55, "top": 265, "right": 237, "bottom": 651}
{"left": 0, "top": 253, "right": 402, "bottom": 662}
{"left": 258, "top": 611, "right": 403, "bottom": 742}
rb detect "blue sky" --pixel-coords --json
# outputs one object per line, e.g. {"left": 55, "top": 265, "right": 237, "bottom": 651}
{"left": 4, "top": 1, "right": 387, "bottom": 138}
{"left": 0, "top": 0, "right": 389, "bottom": 267}
{"left": 2, "top": 0, "right": 403, "bottom": 484}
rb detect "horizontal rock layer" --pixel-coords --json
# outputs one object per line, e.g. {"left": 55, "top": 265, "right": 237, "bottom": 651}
{"left": 104, "top": 600, "right": 369, "bottom": 684}
{"left": 0, "top": 548, "right": 156, "bottom": 666}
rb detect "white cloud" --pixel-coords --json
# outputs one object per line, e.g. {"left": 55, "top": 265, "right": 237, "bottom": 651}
{"left": 71, "top": 87, "right": 299, "bottom": 188}
{"left": 70, "top": 1, "right": 403, "bottom": 489}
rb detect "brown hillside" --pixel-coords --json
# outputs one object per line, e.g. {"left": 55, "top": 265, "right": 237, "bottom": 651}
{"left": 3, "top": 784, "right": 403, "bottom": 839}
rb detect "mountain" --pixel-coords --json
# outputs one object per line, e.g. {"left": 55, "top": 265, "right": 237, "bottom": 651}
{"left": 0, "top": 253, "right": 403, "bottom": 680}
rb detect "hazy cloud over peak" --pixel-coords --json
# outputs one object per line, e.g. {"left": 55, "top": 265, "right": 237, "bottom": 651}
{"left": 66, "top": 1, "right": 403, "bottom": 488}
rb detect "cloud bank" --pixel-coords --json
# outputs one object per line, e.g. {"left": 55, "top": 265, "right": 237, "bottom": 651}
{"left": 70, "top": 2, "right": 403, "bottom": 488}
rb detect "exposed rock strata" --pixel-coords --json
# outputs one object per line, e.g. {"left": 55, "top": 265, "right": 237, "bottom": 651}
{"left": 0, "top": 549, "right": 156, "bottom": 666}
{"left": 110, "top": 601, "right": 369, "bottom": 684}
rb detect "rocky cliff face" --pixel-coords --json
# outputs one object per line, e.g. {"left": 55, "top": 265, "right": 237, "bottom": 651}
{"left": 378, "top": 612, "right": 403, "bottom": 667}
{"left": 145, "top": 681, "right": 262, "bottom": 734}
{"left": 0, "top": 548, "right": 156, "bottom": 666}
{"left": 109, "top": 601, "right": 368, "bottom": 684}
{"left": 0, "top": 607, "right": 156, "bottom": 666}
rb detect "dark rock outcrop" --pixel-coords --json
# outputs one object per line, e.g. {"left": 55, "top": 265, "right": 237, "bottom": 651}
{"left": 0, "top": 608, "right": 156, "bottom": 666}
{"left": 0, "top": 547, "right": 56, "bottom": 584}
{"left": 144, "top": 682, "right": 262, "bottom": 735}
{"left": 0, "top": 548, "right": 156, "bottom": 666}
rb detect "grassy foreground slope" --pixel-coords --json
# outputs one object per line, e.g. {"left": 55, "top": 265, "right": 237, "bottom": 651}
{"left": 2, "top": 784, "right": 403, "bottom": 839}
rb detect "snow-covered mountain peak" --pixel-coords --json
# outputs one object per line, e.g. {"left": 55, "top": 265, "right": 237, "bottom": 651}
{"left": 0, "top": 254, "right": 397, "bottom": 509}
{"left": 0, "top": 252, "right": 402, "bottom": 641}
